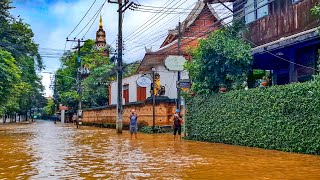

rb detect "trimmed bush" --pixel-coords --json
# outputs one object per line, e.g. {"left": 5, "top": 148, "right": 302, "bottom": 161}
{"left": 185, "top": 80, "right": 320, "bottom": 155}
{"left": 140, "top": 126, "right": 154, "bottom": 134}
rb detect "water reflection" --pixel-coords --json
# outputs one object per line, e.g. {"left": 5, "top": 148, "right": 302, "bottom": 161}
{"left": 0, "top": 121, "right": 320, "bottom": 179}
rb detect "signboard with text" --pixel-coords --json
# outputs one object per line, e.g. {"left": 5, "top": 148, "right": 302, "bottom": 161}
{"left": 164, "top": 55, "right": 186, "bottom": 71}
{"left": 176, "top": 79, "right": 191, "bottom": 89}
{"left": 136, "top": 76, "right": 152, "bottom": 87}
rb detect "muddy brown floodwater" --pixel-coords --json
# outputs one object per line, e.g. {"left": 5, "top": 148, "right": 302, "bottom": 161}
{"left": 0, "top": 120, "right": 320, "bottom": 179}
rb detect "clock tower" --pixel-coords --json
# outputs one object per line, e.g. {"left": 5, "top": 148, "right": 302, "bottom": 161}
{"left": 96, "top": 15, "right": 107, "bottom": 50}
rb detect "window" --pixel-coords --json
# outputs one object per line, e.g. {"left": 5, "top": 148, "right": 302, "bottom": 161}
{"left": 245, "top": 0, "right": 269, "bottom": 24}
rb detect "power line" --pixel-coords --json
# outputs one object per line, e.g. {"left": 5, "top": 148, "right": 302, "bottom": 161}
{"left": 74, "top": 0, "right": 107, "bottom": 39}
{"left": 124, "top": 10, "right": 227, "bottom": 54}
{"left": 125, "top": 0, "right": 190, "bottom": 42}
{"left": 152, "top": 0, "right": 316, "bottom": 70}
{"left": 124, "top": 2, "right": 198, "bottom": 48}
{"left": 66, "top": 0, "right": 98, "bottom": 38}
{"left": 123, "top": 0, "right": 176, "bottom": 40}
{"left": 155, "top": 0, "right": 270, "bottom": 54}
{"left": 82, "top": 3, "right": 107, "bottom": 39}
{"left": 125, "top": 1, "right": 219, "bottom": 51}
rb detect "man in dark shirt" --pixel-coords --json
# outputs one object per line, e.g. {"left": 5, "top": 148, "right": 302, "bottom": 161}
{"left": 173, "top": 109, "right": 183, "bottom": 141}
{"left": 129, "top": 109, "right": 138, "bottom": 139}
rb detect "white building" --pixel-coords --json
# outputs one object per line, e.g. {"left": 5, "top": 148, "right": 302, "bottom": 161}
{"left": 109, "top": 1, "right": 225, "bottom": 105}
{"left": 109, "top": 69, "right": 189, "bottom": 105}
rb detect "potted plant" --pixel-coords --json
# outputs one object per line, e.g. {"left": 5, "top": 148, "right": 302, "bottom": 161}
{"left": 261, "top": 76, "right": 269, "bottom": 87}
{"left": 189, "top": 91, "right": 195, "bottom": 97}
{"left": 219, "top": 84, "right": 227, "bottom": 93}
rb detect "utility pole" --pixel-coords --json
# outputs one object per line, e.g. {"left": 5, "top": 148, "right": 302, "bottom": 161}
{"left": 66, "top": 38, "right": 86, "bottom": 128}
{"left": 50, "top": 74, "right": 57, "bottom": 123}
{"left": 152, "top": 67, "right": 156, "bottom": 132}
{"left": 108, "top": 0, "right": 134, "bottom": 134}
{"left": 177, "top": 21, "right": 182, "bottom": 110}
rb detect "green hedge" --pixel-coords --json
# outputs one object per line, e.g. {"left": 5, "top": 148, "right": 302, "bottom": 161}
{"left": 185, "top": 81, "right": 320, "bottom": 155}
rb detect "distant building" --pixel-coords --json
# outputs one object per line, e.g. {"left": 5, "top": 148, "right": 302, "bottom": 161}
{"left": 109, "top": 1, "right": 223, "bottom": 105}
{"left": 95, "top": 15, "right": 109, "bottom": 57}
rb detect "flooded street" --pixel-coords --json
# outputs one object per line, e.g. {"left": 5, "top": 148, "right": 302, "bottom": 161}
{"left": 0, "top": 120, "right": 320, "bottom": 179}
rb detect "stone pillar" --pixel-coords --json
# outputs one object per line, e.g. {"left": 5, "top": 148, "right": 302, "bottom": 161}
{"left": 61, "top": 110, "right": 65, "bottom": 124}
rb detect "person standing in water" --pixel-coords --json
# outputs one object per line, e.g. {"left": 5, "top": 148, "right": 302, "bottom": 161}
{"left": 129, "top": 109, "right": 138, "bottom": 139}
{"left": 173, "top": 109, "right": 183, "bottom": 141}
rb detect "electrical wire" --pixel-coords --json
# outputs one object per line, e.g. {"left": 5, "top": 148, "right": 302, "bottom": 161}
{"left": 82, "top": 3, "right": 107, "bottom": 39}
{"left": 124, "top": 10, "right": 226, "bottom": 55}
{"left": 123, "top": 0, "right": 176, "bottom": 40}
{"left": 124, "top": 2, "right": 198, "bottom": 49}
{"left": 124, "top": 1, "right": 229, "bottom": 49}
{"left": 125, "top": 0, "right": 190, "bottom": 42}
{"left": 74, "top": 0, "right": 107, "bottom": 39}
{"left": 66, "top": 0, "right": 97, "bottom": 38}
{"left": 150, "top": 0, "right": 316, "bottom": 70}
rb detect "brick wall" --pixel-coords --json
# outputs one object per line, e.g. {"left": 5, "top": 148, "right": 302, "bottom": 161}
{"left": 82, "top": 99, "right": 183, "bottom": 126}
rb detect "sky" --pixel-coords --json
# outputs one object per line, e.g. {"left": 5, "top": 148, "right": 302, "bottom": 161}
{"left": 10, "top": 0, "right": 232, "bottom": 97}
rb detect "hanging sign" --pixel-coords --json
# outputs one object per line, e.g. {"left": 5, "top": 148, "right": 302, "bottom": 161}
{"left": 136, "top": 76, "right": 152, "bottom": 87}
{"left": 164, "top": 55, "right": 186, "bottom": 71}
{"left": 78, "top": 67, "right": 90, "bottom": 75}
{"left": 176, "top": 79, "right": 191, "bottom": 89}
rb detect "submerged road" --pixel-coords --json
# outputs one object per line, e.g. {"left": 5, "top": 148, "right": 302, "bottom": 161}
{"left": 0, "top": 120, "right": 320, "bottom": 179}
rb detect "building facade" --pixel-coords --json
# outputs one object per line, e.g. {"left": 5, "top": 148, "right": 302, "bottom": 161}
{"left": 208, "top": 0, "right": 320, "bottom": 85}
{"left": 108, "top": 1, "right": 223, "bottom": 105}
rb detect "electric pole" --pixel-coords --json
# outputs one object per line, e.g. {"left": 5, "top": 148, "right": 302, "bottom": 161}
{"left": 108, "top": 0, "right": 133, "bottom": 134}
{"left": 152, "top": 67, "right": 156, "bottom": 132}
{"left": 66, "top": 38, "right": 86, "bottom": 128}
{"left": 177, "top": 21, "right": 182, "bottom": 110}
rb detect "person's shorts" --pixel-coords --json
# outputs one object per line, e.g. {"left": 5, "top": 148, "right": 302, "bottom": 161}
{"left": 174, "top": 126, "right": 181, "bottom": 135}
{"left": 130, "top": 125, "right": 138, "bottom": 133}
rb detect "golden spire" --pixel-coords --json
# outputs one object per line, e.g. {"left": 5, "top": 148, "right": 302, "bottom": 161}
{"left": 99, "top": 15, "right": 103, "bottom": 28}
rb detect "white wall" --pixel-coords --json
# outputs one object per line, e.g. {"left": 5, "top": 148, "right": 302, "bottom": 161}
{"left": 110, "top": 74, "right": 142, "bottom": 105}
{"left": 110, "top": 65, "right": 189, "bottom": 104}
{"left": 155, "top": 65, "right": 189, "bottom": 99}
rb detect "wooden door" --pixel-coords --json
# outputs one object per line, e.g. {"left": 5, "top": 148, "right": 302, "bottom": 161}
{"left": 137, "top": 86, "right": 146, "bottom": 101}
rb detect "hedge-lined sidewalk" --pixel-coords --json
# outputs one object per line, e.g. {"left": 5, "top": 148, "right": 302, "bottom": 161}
{"left": 185, "top": 80, "right": 320, "bottom": 155}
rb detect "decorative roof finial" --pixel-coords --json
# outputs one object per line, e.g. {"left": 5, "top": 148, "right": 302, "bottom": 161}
{"left": 99, "top": 15, "right": 103, "bottom": 28}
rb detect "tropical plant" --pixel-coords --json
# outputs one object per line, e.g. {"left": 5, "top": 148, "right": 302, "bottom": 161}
{"left": 43, "top": 98, "right": 55, "bottom": 116}
{"left": 185, "top": 22, "right": 253, "bottom": 94}
{"left": 311, "top": 4, "right": 320, "bottom": 15}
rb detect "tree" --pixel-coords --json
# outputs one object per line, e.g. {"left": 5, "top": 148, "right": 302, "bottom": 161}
{"left": 43, "top": 98, "right": 55, "bottom": 117}
{"left": 0, "top": 48, "right": 21, "bottom": 115}
{"left": 0, "top": 0, "right": 45, "bottom": 117}
{"left": 185, "top": 22, "right": 253, "bottom": 94}
{"left": 56, "top": 40, "right": 115, "bottom": 109}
